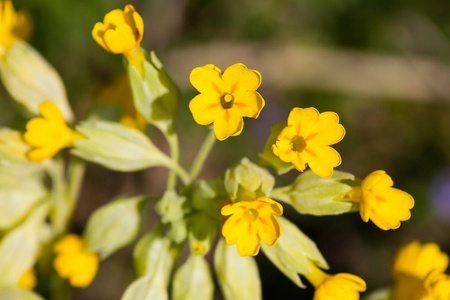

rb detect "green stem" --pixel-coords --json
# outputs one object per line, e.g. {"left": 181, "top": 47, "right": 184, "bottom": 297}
{"left": 189, "top": 129, "right": 216, "bottom": 183}
{"left": 64, "top": 157, "right": 86, "bottom": 229}
{"left": 47, "top": 158, "right": 67, "bottom": 235}
{"left": 166, "top": 132, "right": 180, "bottom": 191}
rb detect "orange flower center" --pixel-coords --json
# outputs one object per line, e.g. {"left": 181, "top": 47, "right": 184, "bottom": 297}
{"left": 243, "top": 208, "right": 259, "bottom": 221}
{"left": 220, "top": 93, "right": 234, "bottom": 109}
{"left": 290, "top": 135, "right": 307, "bottom": 152}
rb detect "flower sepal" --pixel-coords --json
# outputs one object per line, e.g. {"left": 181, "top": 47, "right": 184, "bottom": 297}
{"left": 84, "top": 195, "right": 146, "bottom": 259}
{"left": 271, "top": 170, "right": 360, "bottom": 216}
{"left": 225, "top": 158, "right": 275, "bottom": 202}
{"left": 261, "top": 217, "right": 328, "bottom": 288}
{"left": 72, "top": 120, "right": 174, "bottom": 172}
{"left": 0, "top": 40, "right": 73, "bottom": 121}
{"left": 127, "top": 51, "right": 180, "bottom": 135}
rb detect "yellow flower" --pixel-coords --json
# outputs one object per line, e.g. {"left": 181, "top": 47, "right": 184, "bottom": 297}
{"left": 221, "top": 197, "right": 282, "bottom": 257}
{"left": 53, "top": 234, "right": 99, "bottom": 288}
{"left": 305, "top": 260, "right": 366, "bottom": 300}
{"left": 0, "top": 0, "right": 32, "bottom": 50}
{"left": 337, "top": 170, "right": 414, "bottom": 230}
{"left": 189, "top": 63, "right": 265, "bottom": 141}
{"left": 18, "top": 268, "right": 37, "bottom": 290}
{"left": 95, "top": 75, "right": 147, "bottom": 131}
{"left": 23, "top": 100, "right": 84, "bottom": 162}
{"left": 92, "top": 5, "right": 145, "bottom": 74}
{"left": 272, "top": 107, "right": 345, "bottom": 178}
{"left": 392, "top": 241, "right": 450, "bottom": 300}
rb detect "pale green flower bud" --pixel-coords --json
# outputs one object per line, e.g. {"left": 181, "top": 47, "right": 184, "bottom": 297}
{"left": 128, "top": 51, "right": 180, "bottom": 133}
{"left": 0, "top": 168, "right": 47, "bottom": 230}
{"left": 133, "top": 225, "right": 180, "bottom": 279}
{"left": 0, "top": 129, "right": 38, "bottom": 170}
{"left": 172, "top": 255, "right": 214, "bottom": 300}
{"left": 225, "top": 157, "right": 275, "bottom": 201}
{"left": 0, "top": 204, "right": 50, "bottom": 288}
{"left": 214, "top": 238, "right": 262, "bottom": 300}
{"left": 72, "top": 121, "right": 175, "bottom": 172}
{"left": 0, "top": 40, "right": 73, "bottom": 121}
{"left": 261, "top": 217, "right": 328, "bottom": 288}
{"left": 85, "top": 196, "right": 145, "bottom": 259}
{"left": 0, "top": 289, "right": 45, "bottom": 300}
{"left": 271, "top": 170, "right": 360, "bottom": 216}
{"left": 155, "top": 191, "right": 189, "bottom": 243}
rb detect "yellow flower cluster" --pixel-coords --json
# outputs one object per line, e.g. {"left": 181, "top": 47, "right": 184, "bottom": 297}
{"left": 272, "top": 107, "right": 345, "bottom": 178}
{"left": 305, "top": 260, "right": 366, "bottom": 300}
{"left": 0, "top": 0, "right": 32, "bottom": 50}
{"left": 23, "top": 100, "right": 84, "bottom": 162}
{"left": 53, "top": 234, "right": 99, "bottom": 288}
{"left": 221, "top": 197, "right": 282, "bottom": 257}
{"left": 392, "top": 241, "right": 450, "bottom": 300}
{"left": 189, "top": 63, "right": 265, "bottom": 141}
{"left": 337, "top": 170, "right": 414, "bottom": 230}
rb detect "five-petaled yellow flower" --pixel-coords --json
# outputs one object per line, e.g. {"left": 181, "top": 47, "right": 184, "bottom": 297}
{"left": 189, "top": 63, "right": 265, "bottom": 141}
{"left": 53, "top": 234, "right": 99, "bottom": 288}
{"left": 18, "top": 268, "right": 37, "bottom": 290}
{"left": 305, "top": 260, "right": 366, "bottom": 300}
{"left": 272, "top": 107, "right": 345, "bottom": 178}
{"left": 337, "top": 170, "right": 414, "bottom": 230}
{"left": 0, "top": 0, "right": 32, "bottom": 50}
{"left": 221, "top": 197, "right": 282, "bottom": 257}
{"left": 92, "top": 5, "right": 145, "bottom": 74}
{"left": 23, "top": 100, "right": 84, "bottom": 162}
{"left": 392, "top": 241, "right": 450, "bottom": 300}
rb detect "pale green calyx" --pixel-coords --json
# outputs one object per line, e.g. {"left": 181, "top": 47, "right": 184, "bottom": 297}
{"left": 172, "top": 255, "right": 214, "bottom": 300}
{"left": 85, "top": 195, "right": 145, "bottom": 259}
{"left": 261, "top": 217, "right": 328, "bottom": 288}
{"left": 270, "top": 170, "right": 360, "bottom": 216}
{"left": 127, "top": 51, "right": 180, "bottom": 134}
{"left": 72, "top": 121, "right": 175, "bottom": 172}
{"left": 225, "top": 157, "right": 275, "bottom": 201}
{"left": 214, "top": 238, "right": 262, "bottom": 300}
{"left": 0, "top": 40, "right": 73, "bottom": 121}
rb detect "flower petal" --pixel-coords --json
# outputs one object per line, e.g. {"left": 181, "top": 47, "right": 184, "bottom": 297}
{"left": 190, "top": 64, "right": 224, "bottom": 95}
{"left": 287, "top": 107, "right": 320, "bottom": 137}
{"left": 232, "top": 90, "right": 265, "bottom": 118}
{"left": 189, "top": 93, "right": 221, "bottom": 125}
{"left": 103, "top": 8, "right": 126, "bottom": 27}
{"left": 257, "top": 214, "right": 282, "bottom": 246}
{"left": 222, "top": 63, "right": 261, "bottom": 94}
{"left": 307, "top": 112, "right": 345, "bottom": 146}
{"left": 304, "top": 145, "right": 342, "bottom": 178}
{"left": 103, "top": 24, "right": 136, "bottom": 54}
{"left": 39, "top": 100, "right": 65, "bottom": 123}
{"left": 213, "top": 110, "right": 243, "bottom": 141}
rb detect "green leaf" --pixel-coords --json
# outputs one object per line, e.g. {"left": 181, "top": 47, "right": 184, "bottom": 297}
{"left": 225, "top": 158, "right": 275, "bottom": 201}
{"left": 73, "top": 121, "right": 172, "bottom": 172}
{"left": 128, "top": 51, "right": 180, "bottom": 134}
{"left": 0, "top": 40, "right": 73, "bottom": 121}
{"left": 261, "top": 217, "right": 328, "bottom": 288}
{"left": 172, "top": 255, "right": 214, "bottom": 300}
{"left": 271, "top": 170, "right": 360, "bottom": 215}
{"left": 258, "top": 122, "right": 293, "bottom": 175}
{"left": 214, "top": 239, "right": 262, "bottom": 300}
{"left": 85, "top": 196, "right": 144, "bottom": 259}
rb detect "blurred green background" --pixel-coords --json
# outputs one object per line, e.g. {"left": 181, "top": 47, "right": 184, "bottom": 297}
{"left": 1, "top": 0, "right": 450, "bottom": 299}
